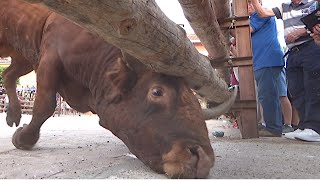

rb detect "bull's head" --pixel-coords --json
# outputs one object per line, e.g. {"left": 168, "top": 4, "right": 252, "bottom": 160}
{"left": 97, "top": 53, "right": 237, "bottom": 178}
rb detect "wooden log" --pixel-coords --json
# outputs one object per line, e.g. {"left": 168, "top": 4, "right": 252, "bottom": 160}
{"left": 177, "top": 0, "right": 229, "bottom": 60}
{"left": 178, "top": 0, "right": 231, "bottom": 85}
{"left": 212, "top": 0, "right": 232, "bottom": 85}
{"left": 23, "top": 0, "right": 231, "bottom": 103}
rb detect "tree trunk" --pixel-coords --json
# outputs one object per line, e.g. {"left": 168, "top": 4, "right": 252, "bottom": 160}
{"left": 24, "top": 0, "right": 231, "bottom": 103}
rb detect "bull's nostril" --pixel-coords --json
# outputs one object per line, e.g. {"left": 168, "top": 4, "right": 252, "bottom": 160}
{"left": 189, "top": 147, "right": 199, "bottom": 157}
{"left": 163, "top": 144, "right": 214, "bottom": 178}
{"left": 195, "top": 147, "right": 214, "bottom": 178}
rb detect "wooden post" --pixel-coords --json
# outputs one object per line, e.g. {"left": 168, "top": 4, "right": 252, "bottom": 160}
{"left": 233, "top": 0, "right": 258, "bottom": 138}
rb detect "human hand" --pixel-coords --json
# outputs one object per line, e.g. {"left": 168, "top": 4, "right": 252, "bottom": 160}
{"left": 285, "top": 28, "right": 307, "bottom": 43}
{"left": 230, "top": 44, "right": 237, "bottom": 57}
{"left": 285, "top": 31, "right": 300, "bottom": 43}
{"left": 313, "top": 24, "right": 320, "bottom": 35}
{"left": 313, "top": 33, "right": 320, "bottom": 46}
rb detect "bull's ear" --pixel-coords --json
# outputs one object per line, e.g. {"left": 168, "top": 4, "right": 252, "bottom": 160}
{"left": 107, "top": 58, "right": 137, "bottom": 94}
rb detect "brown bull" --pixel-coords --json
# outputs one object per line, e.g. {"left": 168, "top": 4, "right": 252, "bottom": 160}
{"left": 0, "top": 0, "right": 238, "bottom": 178}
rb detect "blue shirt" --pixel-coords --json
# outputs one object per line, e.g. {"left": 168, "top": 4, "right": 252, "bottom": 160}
{"left": 250, "top": 12, "right": 285, "bottom": 71}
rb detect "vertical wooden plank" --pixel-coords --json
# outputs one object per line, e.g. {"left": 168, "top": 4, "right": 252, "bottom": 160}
{"left": 233, "top": 0, "right": 258, "bottom": 138}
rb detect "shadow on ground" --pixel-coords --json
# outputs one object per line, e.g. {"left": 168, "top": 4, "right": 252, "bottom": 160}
{"left": 0, "top": 113, "right": 319, "bottom": 178}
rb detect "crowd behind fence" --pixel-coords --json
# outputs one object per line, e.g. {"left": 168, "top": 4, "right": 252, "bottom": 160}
{"left": 0, "top": 87, "right": 81, "bottom": 116}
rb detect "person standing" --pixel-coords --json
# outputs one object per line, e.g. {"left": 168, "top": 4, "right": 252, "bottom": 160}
{"left": 248, "top": 0, "right": 287, "bottom": 137}
{"left": 251, "top": 0, "right": 320, "bottom": 142}
{"left": 276, "top": 19, "right": 296, "bottom": 133}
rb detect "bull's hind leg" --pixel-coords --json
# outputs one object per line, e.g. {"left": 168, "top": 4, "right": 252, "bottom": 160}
{"left": 12, "top": 52, "right": 61, "bottom": 150}
{"left": 2, "top": 51, "right": 33, "bottom": 127}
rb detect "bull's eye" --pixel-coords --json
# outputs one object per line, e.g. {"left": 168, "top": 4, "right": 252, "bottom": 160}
{"left": 151, "top": 88, "right": 163, "bottom": 97}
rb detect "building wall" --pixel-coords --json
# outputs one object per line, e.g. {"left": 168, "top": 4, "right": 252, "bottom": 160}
{"left": 19, "top": 71, "right": 36, "bottom": 86}
{"left": 193, "top": 42, "right": 208, "bottom": 56}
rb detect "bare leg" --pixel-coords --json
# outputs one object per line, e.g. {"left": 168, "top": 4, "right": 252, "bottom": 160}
{"left": 291, "top": 105, "right": 300, "bottom": 126}
{"left": 12, "top": 52, "right": 61, "bottom": 150}
{"left": 258, "top": 102, "right": 264, "bottom": 125}
{"left": 280, "top": 96, "right": 292, "bottom": 126}
{"left": 2, "top": 52, "right": 33, "bottom": 127}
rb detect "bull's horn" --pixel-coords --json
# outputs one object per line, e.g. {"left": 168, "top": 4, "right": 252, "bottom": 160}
{"left": 203, "top": 85, "right": 238, "bottom": 120}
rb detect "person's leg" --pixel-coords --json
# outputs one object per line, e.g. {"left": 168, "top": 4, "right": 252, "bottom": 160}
{"left": 255, "top": 67, "right": 283, "bottom": 135}
{"left": 286, "top": 42, "right": 320, "bottom": 141}
{"left": 259, "top": 102, "right": 264, "bottom": 125}
{"left": 287, "top": 88, "right": 300, "bottom": 129}
{"left": 300, "top": 42, "right": 320, "bottom": 134}
{"left": 291, "top": 105, "right": 300, "bottom": 128}
{"left": 255, "top": 80, "right": 264, "bottom": 128}
{"left": 286, "top": 53, "right": 305, "bottom": 129}
{"left": 283, "top": 50, "right": 306, "bottom": 139}
{"left": 278, "top": 68, "right": 293, "bottom": 133}
{"left": 280, "top": 96, "right": 294, "bottom": 132}
{"left": 280, "top": 96, "right": 292, "bottom": 124}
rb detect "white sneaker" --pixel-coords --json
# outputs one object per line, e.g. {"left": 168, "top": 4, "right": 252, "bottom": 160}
{"left": 295, "top": 129, "right": 320, "bottom": 142}
{"left": 283, "top": 129, "right": 303, "bottom": 140}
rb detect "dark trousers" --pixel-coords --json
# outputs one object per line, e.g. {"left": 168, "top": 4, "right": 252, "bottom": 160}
{"left": 286, "top": 41, "right": 320, "bottom": 134}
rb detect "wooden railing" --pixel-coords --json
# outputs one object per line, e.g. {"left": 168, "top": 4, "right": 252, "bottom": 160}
{"left": 0, "top": 95, "right": 65, "bottom": 116}
{"left": 0, "top": 95, "right": 5, "bottom": 113}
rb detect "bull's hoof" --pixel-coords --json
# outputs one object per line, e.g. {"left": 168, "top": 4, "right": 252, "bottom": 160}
{"left": 12, "top": 125, "right": 39, "bottom": 150}
{"left": 6, "top": 107, "right": 22, "bottom": 127}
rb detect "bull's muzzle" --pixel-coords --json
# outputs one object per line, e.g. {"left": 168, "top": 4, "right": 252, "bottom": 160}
{"left": 162, "top": 142, "right": 214, "bottom": 178}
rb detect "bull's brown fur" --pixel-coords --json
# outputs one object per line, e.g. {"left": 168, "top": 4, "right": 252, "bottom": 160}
{"left": 0, "top": 0, "right": 215, "bottom": 178}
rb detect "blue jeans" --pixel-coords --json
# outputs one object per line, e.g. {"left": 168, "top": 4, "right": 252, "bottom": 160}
{"left": 286, "top": 41, "right": 320, "bottom": 134}
{"left": 254, "top": 66, "right": 284, "bottom": 134}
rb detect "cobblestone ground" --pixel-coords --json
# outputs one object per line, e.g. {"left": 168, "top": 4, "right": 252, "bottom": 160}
{"left": 1, "top": 113, "right": 319, "bottom": 178}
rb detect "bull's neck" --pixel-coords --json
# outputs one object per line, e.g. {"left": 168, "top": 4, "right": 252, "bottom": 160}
{"left": 0, "top": 0, "right": 51, "bottom": 61}
{"left": 87, "top": 53, "right": 121, "bottom": 106}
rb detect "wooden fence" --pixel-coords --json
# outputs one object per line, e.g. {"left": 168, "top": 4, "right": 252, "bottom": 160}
{"left": 0, "top": 95, "right": 67, "bottom": 116}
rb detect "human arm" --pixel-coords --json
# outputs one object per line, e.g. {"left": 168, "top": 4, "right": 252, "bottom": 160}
{"left": 285, "top": 28, "right": 309, "bottom": 44}
{"left": 251, "top": 0, "right": 275, "bottom": 18}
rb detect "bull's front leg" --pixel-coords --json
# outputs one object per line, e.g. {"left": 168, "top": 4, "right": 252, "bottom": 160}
{"left": 2, "top": 51, "right": 33, "bottom": 127}
{"left": 12, "top": 52, "right": 61, "bottom": 150}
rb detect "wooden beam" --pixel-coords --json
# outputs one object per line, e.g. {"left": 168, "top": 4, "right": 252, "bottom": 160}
{"left": 218, "top": 16, "right": 250, "bottom": 29}
{"left": 210, "top": 56, "right": 253, "bottom": 68}
{"left": 233, "top": 0, "right": 258, "bottom": 139}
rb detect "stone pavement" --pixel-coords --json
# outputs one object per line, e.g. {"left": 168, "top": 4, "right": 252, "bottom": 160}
{"left": 0, "top": 113, "right": 319, "bottom": 178}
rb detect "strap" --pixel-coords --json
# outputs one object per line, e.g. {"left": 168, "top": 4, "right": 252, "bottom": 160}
{"left": 272, "top": 7, "right": 282, "bottom": 19}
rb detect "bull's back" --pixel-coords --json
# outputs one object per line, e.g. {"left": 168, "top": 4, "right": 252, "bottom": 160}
{"left": 42, "top": 13, "right": 122, "bottom": 86}
{"left": 0, "top": 0, "right": 51, "bottom": 62}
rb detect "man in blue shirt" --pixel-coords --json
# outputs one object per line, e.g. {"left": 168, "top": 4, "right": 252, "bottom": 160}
{"left": 251, "top": 0, "right": 320, "bottom": 142}
{"left": 248, "top": 0, "right": 287, "bottom": 137}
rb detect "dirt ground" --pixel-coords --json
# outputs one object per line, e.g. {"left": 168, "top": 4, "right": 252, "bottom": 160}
{"left": 1, "top": 113, "right": 319, "bottom": 179}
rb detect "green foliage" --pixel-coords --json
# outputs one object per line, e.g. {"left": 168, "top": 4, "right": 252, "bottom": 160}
{"left": 0, "top": 66, "right": 20, "bottom": 86}
{"left": 0, "top": 66, "right": 6, "bottom": 85}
